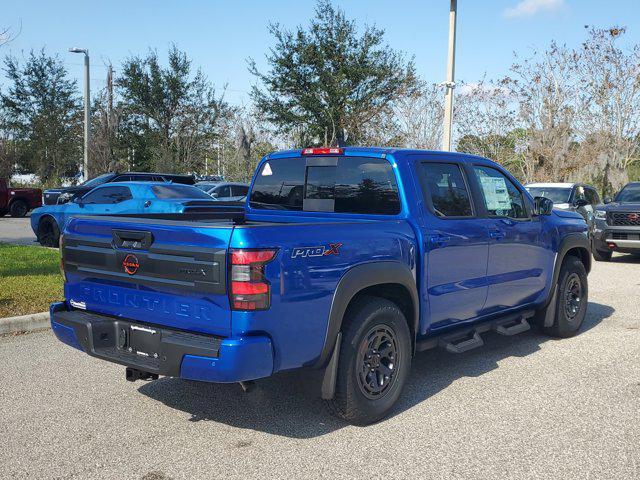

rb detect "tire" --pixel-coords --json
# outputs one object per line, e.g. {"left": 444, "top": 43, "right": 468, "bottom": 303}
{"left": 592, "top": 247, "right": 612, "bottom": 262}
{"left": 325, "top": 296, "right": 412, "bottom": 425}
{"left": 38, "top": 217, "right": 60, "bottom": 247}
{"left": 9, "top": 200, "right": 28, "bottom": 217}
{"left": 541, "top": 256, "right": 589, "bottom": 338}
{"left": 0, "top": 208, "right": 7, "bottom": 217}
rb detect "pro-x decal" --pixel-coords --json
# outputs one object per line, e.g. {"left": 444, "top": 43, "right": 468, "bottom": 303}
{"left": 291, "top": 243, "right": 343, "bottom": 259}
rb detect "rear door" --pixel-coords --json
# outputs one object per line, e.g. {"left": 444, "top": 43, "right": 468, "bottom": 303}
{"left": 62, "top": 216, "right": 234, "bottom": 336}
{"left": 470, "top": 165, "right": 552, "bottom": 312}
{"left": 415, "top": 160, "right": 489, "bottom": 327}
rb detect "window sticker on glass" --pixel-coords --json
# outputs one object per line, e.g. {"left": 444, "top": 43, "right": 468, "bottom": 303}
{"left": 262, "top": 162, "right": 273, "bottom": 176}
{"left": 479, "top": 176, "right": 511, "bottom": 211}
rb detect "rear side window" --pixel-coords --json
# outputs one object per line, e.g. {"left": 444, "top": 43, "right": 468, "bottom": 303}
{"left": 152, "top": 185, "right": 213, "bottom": 199}
{"left": 419, "top": 163, "right": 473, "bottom": 217}
{"left": 213, "top": 185, "right": 232, "bottom": 198}
{"left": 250, "top": 156, "right": 400, "bottom": 214}
{"left": 82, "top": 186, "right": 132, "bottom": 204}
{"left": 233, "top": 185, "right": 249, "bottom": 196}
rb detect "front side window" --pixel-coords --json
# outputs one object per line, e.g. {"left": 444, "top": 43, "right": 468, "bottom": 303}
{"left": 473, "top": 166, "right": 528, "bottom": 219}
{"left": 420, "top": 163, "right": 473, "bottom": 217}
{"left": 615, "top": 184, "right": 640, "bottom": 203}
{"left": 525, "top": 187, "right": 572, "bottom": 204}
{"left": 250, "top": 156, "right": 400, "bottom": 214}
{"left": 80, "top": 173, "right": 114, "bottom": 188}
{"left": 82, "top": 186, "right": 132, "bottom": 204}
{"left": 585, "top": 188, "right": 599, "bottom": 205}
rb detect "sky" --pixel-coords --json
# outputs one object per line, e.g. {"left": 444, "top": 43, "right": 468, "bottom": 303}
{"left": 1, "top": 0, "right": 639, "bottom": 106}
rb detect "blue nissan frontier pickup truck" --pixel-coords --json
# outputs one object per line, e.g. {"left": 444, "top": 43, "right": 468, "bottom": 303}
{"left": 51, "top": 147, "right": 591, "bottom": 424}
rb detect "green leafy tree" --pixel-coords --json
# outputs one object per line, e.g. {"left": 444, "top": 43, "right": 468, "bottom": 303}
{"left": 249, "top": 0, "right": 417, "bottom": 147}
{"left": 0, "top": 50, "right": 82, "bottom": 181}
{"left": 117, "top": 45, "right": 232, "bottom": 173}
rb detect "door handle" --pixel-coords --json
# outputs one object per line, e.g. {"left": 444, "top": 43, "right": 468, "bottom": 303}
{"left": 429, "top": 234, "right": 451, "bottom": 248}
{"left": 489, "top": 229, "right": 505, "bottom": 240}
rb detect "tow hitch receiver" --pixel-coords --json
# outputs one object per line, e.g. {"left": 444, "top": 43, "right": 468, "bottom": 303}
{"left": 126, "top": 367, "right": 159, "bottom": 382}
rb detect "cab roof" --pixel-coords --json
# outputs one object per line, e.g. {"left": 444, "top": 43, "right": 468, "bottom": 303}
{"left": 526, "top": 182, "right": 576, "bottom": 188}
{"left": 266, "top": 147, "right": 490, "bottom": 163}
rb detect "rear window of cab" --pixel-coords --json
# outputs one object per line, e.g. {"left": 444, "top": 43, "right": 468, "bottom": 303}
{"left": 249, "top": 156, "right": 401, "bottom": 215}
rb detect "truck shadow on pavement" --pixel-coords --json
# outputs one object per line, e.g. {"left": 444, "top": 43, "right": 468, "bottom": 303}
{"left": 610, "top": 253, "right": 640, "bottom": 264}
{"left": 138, "top": 301, "right": 614, "bottom": 439}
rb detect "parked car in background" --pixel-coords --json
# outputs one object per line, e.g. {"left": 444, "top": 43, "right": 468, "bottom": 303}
{"left": 525, "top": 182, "right": 600, "bottom": 230}
{"left": 0, "top": 178, "right": 42, "bottom": 217}
{"left": 32, "top": 182, "right": 236, "bottom": 247}
{"left": 195, "top": 181, "right": 249, "bottom": 202}
{"left": 591, "top": 182, "right": 640, "bottom": 261}
{"left": 43, "top": 172, "right": 196, "bottom": 205}
{"left": 197, "top": 174, "right": 224, "bottom": 182}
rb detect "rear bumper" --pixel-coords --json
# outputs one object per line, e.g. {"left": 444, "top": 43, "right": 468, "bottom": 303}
{"left": 50, "top": 302, "right": 274, "bottom": 383}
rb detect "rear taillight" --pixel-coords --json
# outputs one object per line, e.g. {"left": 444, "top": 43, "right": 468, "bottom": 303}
{"left": 229, "top": 249, "right": 277, "bottom": 310}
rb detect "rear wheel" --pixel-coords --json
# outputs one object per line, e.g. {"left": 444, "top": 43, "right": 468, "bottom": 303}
{"left": 326, "top": 296, "right": 411, "bottom": 425}
{"left": 38, "top": 217, "right": 60, "bottom": 247}
{"left": 9, "top": 200, "right": 28, "bottom": 217}
{"left": 541, "top": 256, "right": 588, "bottom": 338}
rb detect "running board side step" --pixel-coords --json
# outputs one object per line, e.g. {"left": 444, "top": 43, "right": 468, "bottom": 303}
{"left": 439, "top": 330, "right": 484, "bottom": 354}
{"left": 415, "top": 310, "right": 535, "bottom": 354}
{"left": 494, "top": 317, "right": 530, "bottom": 336}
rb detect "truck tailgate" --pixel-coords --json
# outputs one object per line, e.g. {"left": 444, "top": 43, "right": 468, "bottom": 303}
{"left": 61, "top": 216, "right": 234, "bottom": 336}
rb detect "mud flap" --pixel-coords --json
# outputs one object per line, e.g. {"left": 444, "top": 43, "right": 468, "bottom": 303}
{"left": 321, "top": 332, "right": 342, "bottom": 400}
{"left": 544, "top": 285, "right": 558, "bottom": 328}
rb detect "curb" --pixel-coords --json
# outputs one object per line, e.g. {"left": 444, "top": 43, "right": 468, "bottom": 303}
{"left": 0, "top": 311, "right": 50, "bottom": 335}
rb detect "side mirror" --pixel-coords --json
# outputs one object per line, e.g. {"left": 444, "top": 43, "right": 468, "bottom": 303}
{"left": 604, "top": 196, "right": 613, "bottom": 204}
{"left": 533, "top": 196, "right": 554, "bottom": 216}
{"left": 210, "top": 191, "right": 219, "bottom": 198}
{"left": 73, "top": 197, "right": 84, "bottom": 207}
{"left": 574, "top": 198, "right": 589, "bottom": 208}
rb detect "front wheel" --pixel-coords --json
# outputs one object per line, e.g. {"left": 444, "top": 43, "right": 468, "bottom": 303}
{"left": 38, "top": 217, "right": 60, "bottom": 247}
{"left": 326, "top": 296, "right": 412, "bottom": 425}
{"left": 542, "top": 256, "right": 589, "bottom": 338}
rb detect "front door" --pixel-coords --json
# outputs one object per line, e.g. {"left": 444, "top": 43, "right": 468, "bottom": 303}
{"left": 416, "top": 160, "right": 489, "bottom": 329}
{"left": 470, "top": 165, "right": 553, "bottom": 312}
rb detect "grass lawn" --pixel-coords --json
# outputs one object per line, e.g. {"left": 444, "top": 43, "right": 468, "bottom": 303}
{"left": 0, "top": 243, "right": 63, "bottom": 317}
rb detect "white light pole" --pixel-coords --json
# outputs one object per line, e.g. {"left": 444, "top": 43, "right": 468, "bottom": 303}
{"left": 442, "top": 0, "right": 457, "bottom": 152}
{"left": 69, "top": 47, "right": 91, "bottom": 181}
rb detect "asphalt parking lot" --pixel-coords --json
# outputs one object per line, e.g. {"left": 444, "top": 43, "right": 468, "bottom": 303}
{"left": 1, "top": 255, "right": 638, "bottom": 479}
{"left": 0, "top": 215, "right": 37, "bottom": 246}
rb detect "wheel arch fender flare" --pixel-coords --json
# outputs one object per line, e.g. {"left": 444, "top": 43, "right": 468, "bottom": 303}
{"left": 545, "top": 232, "right": 591, "bottom": 309}
{"left": 315, "top": 260, "right": 419, "bottom": 370}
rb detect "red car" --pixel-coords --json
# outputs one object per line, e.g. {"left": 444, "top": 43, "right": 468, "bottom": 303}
{"left": 0, "top": 178, "right": 42, "bottom": 217}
